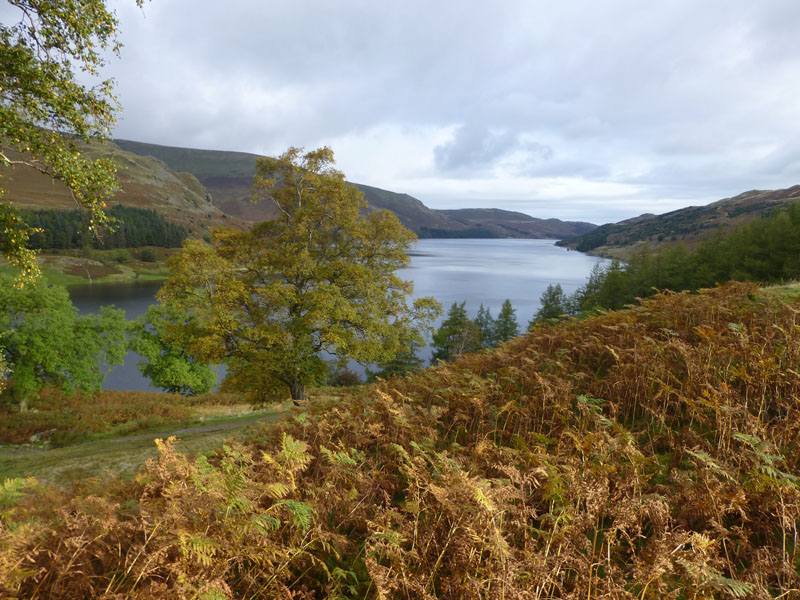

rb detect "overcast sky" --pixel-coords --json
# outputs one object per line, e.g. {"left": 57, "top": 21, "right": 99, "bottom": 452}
{"left": 95, "top": 1, "right": 800, "bottom": 222}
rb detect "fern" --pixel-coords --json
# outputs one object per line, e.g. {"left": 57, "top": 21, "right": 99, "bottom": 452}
{"left": 179, "top": 533, "right": 219, "bottom": 567}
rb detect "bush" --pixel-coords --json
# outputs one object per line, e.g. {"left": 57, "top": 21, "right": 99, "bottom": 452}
{"left": 113, "top": 248, "right": 131, "bottom": 263}
{"left": 139, "top": 248, "right": 157, "bottom": 262}
{"left": 326, "top": 365, "right": 362, "bottom": 387}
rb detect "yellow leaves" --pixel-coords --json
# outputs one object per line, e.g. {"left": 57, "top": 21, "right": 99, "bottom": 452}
{"left": 178, "top": 532, "right": 219, "bottom": 568}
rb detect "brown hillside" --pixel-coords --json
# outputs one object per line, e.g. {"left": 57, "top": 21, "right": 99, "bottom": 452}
{"left": 0, "top": 142, "right": 248, "bottom": 233}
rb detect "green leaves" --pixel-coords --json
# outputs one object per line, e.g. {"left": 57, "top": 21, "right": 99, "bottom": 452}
{"left": 129, "top": 302, "right": 217, "bottom": 396}
{"left": 0, "top": 275, "right": 127, "bottom": 405}
{"left": 1, "top": 1, "right": 146, "bottom": 282}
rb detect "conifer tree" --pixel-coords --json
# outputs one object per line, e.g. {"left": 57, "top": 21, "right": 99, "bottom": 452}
{"left": 532, "top": 283, "right": 571, "bottom": 326}
{"left": 430, "top": 301, "right": 482, "bottom": 363}
{"left": 493, "top": 299, "right": 519, "bottom": 343}
{"left": 474, "top": 304, "right": 496, "bottom": 347}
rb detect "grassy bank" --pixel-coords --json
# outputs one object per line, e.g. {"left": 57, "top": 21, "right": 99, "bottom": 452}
{"left": 0, "top": 388, "right": 263, "bottom": 446}
{"left": 0, "top": 388, "right": 286, "bottom": 487}
{"left": 0, "top": 411, "right": 281, "bottom": 487}
{"left": 0, "top": 247, "right": 178, "bottom": 286}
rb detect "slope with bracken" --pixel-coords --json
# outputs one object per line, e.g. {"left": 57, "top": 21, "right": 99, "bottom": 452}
{"left": 0, "top": 141, "right": 248, "bottom": 236}
{"left": 2, "top": 282, "right": 799, "bottom": 597}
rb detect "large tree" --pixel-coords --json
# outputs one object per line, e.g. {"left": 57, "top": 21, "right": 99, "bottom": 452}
{"left": 160, "top": 147, "right": 441, "bottom": 402}
{"left": 1, "top": 0, "right": 144, "bottom": 282}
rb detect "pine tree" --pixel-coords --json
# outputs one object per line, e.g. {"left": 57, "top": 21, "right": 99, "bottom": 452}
{"left": 430, "top": 301, "right": 482, "bottom": 363}
{"left": 531, "top": 283, "right": 571, "bottom": 326}
{"left": 474, "top": 304, "right": 495, "bottom": 347}
{"left": 493, "top": 299, "right": 519, "bottom": 343}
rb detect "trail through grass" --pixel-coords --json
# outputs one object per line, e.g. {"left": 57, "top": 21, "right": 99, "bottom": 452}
{"left": 0, "top": 410, "right": 282, "bottom": 487}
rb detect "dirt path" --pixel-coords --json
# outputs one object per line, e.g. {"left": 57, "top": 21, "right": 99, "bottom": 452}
{"left": 0, "top": 412, "right": 283, "bottom": 487}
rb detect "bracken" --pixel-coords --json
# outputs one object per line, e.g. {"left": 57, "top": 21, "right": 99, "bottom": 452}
{"left": 2, "top": 282, "right": 800, "bottom": 598}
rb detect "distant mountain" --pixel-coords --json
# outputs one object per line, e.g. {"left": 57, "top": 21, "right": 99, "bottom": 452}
{"left": 558, "top": 184, "right": 800, "bottom": 257}
{"left": 115, "top": 139, "right": 596, "bottom": 239}
{"left": 436, "top": 208, "right": 596, "bottom": 239}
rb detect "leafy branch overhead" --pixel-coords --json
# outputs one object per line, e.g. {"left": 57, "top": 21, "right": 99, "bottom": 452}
{"left": 0, "top": 0, "right": 146, "bottom": 282}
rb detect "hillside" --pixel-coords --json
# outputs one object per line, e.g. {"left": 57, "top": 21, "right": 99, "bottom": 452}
{"left": 115, "top": 138, "right": 596, "bottom": 238}
{"left": 3, "top": 283, "right": 800, "bottom": 597}
{"left": 438, "top": 207, "right": 596, "bottom": 238}
{"left": 557, "top": 184, "right": 800, "bottom": 257}
{"left": 0, "top": 142, "right": 248, "bottom": 234}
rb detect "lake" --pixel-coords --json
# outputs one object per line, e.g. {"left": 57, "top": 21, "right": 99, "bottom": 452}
{"left": 69, "top": 239, "right": 609, "bottom": 391}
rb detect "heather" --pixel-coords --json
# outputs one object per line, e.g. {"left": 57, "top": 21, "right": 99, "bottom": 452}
{"left": 2, "top": 282, "right": 800, "bottom": 598}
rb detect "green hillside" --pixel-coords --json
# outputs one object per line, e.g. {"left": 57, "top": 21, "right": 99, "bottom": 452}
{"left": 558, "top": 184, "right": 800, "bottom": 258}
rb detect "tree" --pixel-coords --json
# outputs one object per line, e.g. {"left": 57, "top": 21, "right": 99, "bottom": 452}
{"left": 1, "top": 0, "right": 144, "bottom": 283}
{"left": 493, "top": 299, "right": 519, "bottom": 343}
{"left": 474, "top": 304, "right": 495, "bottom": 347}
{"left": 129, "top": 303, "right": 216, "bottom": 396}
{"left": 430, "top": 301, "right": 482, "bottom": 364}
{"left": 532, "top": 283, "right": 571, "bottom": 325}
{"left": 160, "top": 147, "right": 441, "bottom": 402}
{"left": 0, "top": 275, "right": 127, "bottom": 409}
{"left": 366, "top": 337, "right": 425, "bottom": 381}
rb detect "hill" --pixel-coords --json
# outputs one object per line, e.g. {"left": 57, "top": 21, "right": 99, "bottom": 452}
{"left": 3, "top": 282, "right": 799, "bottom": 597}
{"left": 557, "top": 184, "right": 800, "bottom": 257}
{"left": 0, "top": 142, "right": 248, "bottom": 235}
{"left": 437, "top": 207, "right": 596, "bottom": 238}
{"left": 115, "top": 138, "right": 596, "bottom": 238}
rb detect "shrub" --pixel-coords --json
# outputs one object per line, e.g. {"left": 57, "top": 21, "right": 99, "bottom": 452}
{"left": 139, "top": 248, "right": 157, "bottom": 262}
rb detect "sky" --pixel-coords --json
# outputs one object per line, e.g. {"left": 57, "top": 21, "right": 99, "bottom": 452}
{"left": 41, "top": 1, "right": 800, "bottom": 223}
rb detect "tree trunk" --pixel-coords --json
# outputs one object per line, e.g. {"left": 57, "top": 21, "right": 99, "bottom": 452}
{"left": 289, "top": 379, "right": 307, "bottom": 404}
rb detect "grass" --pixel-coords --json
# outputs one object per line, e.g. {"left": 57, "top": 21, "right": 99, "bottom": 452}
{"left": 0, "top": 388, "right": 270, "bottom": 445}
{"left": 0, "top": 409, "right": 281, "bottom": 487}
{"left": 0, "top": 248, "right": 176, "bottom": 286}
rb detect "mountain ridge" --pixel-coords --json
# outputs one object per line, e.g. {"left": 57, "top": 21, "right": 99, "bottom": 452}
{"left": 114, "top": 138, "right": 597, "bottom": 239}
{"left": 557, "top": 184, "right": 800, "bottom": 258}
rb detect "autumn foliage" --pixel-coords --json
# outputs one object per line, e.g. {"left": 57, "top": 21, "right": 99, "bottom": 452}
{"left": 3, "top": 283, "right": 800, "bottom": 598}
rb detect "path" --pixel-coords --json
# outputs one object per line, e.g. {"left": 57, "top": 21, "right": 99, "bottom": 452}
{"left": 0, "top": 412, "right": 283, "bottom": 488}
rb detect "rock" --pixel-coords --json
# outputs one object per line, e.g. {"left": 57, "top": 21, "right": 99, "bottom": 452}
{"left": 29, "top": 428, "right": 57, "bottom": 443}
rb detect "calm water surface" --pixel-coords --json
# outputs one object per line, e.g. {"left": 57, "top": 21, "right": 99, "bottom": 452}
{"left": 69, "top": 239, "right": 609, "bottom": 391}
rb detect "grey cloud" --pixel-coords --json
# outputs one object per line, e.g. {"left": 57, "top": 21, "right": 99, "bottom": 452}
{"left": 433, "top": 124, "right": 552, "bottom": 173}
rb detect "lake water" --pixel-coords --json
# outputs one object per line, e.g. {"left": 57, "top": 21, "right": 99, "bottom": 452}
{"left": 69, "top": 239, "right": 608, "bottom": 391}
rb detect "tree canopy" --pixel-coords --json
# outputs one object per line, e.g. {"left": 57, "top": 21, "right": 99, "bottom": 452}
{"left": 0, "top": 275, "right": 127, "bottom": 408}
{"left": 1, "top": 0, "right": 144, "bottom": 282}
{"left": 160, "top": 147, "right": 440, "bottom": 401}
{"left": 129, "top": 303, "right": 217, "bottom": 396}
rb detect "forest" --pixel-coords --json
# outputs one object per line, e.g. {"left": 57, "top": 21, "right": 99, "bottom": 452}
{"left": 536, "top": 202, "right": 800, "bottom": 319}
{"left": 22, "top": 206, "right": 189, "bottom": 250}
